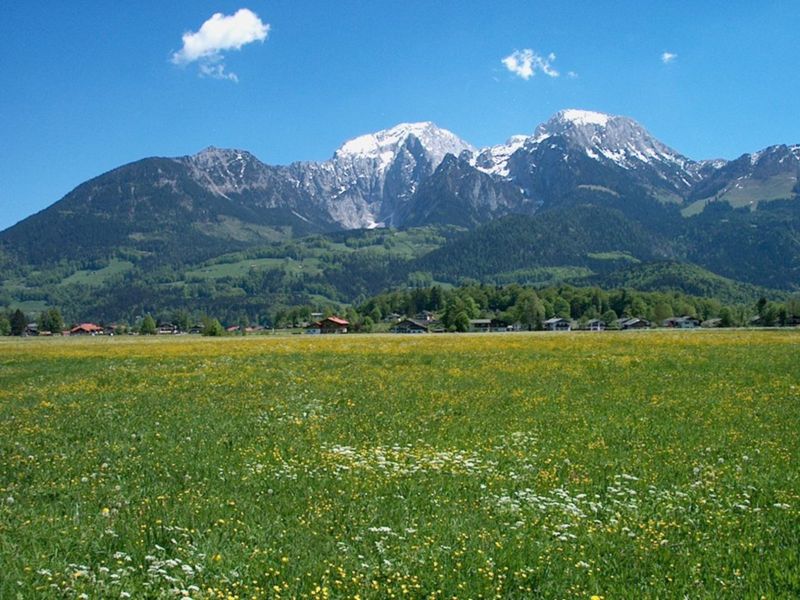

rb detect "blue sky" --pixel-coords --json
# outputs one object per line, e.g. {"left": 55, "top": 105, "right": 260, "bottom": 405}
{"left": 2, "top": 1, "right": 799, "bottom": 230}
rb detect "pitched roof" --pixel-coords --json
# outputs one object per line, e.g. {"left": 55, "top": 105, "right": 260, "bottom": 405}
{"left": 70, "top": 323, "right": 103, "bottom": 333}
{"left": 544, "top": 317, "right": 570, "bottom": 324}
{"left": 323, "top": 316, "right": 349, "bottom": 325}
{"left": 396, "top": 318, "right": 428, "bottom": 328}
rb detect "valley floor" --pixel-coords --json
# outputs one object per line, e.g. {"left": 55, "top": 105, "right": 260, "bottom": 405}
{"left": 1, "top": 331, "right": 798, "bottom": 598}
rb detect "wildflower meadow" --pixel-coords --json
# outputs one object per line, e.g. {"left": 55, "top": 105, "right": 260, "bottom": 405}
{"left": 0, "top": 330, "right": 798, "bottom": 598}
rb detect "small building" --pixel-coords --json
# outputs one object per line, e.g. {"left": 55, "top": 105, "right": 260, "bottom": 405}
{"left": 662, "top": 316, "right": 700, "bottom": 329}
{"left": 392, "top": 318, "right": 429, "bottom": 334}
{"left": 157, "top": 323, "right": 180, "bottom": 335}
{"left": 311, "top": 316, "right": 349, "bottom": 334}
{"left": 544, "top": 317, "right": 572, "bottom": 331}
{"left": 620, "top": 317, "right": 650, "bottom": 330}
{"left": 584, "top": 319, "right": 606, "bottom": 331}
{"left": 469, "top": 318, "right": 492, "bottom": 332}
{"left": 70, "top": 323, "right": 103, "bottom": 336}
{"left": 490, "top": 318, "right": 519, "bottom": 332}
{"left": 415, "top": 310, "right": 437, "bottom": 323}
{"left": 701, "top": 318, "right": 723, "bottom": 328}
{"left": 23, "top": 323, "right": 40, "bottom": 336}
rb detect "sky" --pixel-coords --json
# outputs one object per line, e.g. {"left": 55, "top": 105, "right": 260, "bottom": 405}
{"left": 2, "top": 1, "right": 799, "bottom": 231}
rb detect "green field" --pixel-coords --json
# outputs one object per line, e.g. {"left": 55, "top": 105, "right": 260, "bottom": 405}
{"left": 1, "top": 331, "right": 798, "bottom": 598}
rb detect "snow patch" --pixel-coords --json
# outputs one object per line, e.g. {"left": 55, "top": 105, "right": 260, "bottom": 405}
{"left": 472, "top": 135, "right": 528, "bottom": 177}
{"left": 291, "top": 210, "right": 311, "bottom": 224}
{"left": 558, "top": 109, "right": 611, "bottom": 127}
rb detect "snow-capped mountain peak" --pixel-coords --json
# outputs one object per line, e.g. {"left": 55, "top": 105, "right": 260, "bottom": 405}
{"left": 333, "top": 121, "right": 474, "bottom": 172}
{"left": 554, "top": 109, "right": 612, "bottom": 127}
{"left": 535, "top": 108, "right": 690, "bottom": 171}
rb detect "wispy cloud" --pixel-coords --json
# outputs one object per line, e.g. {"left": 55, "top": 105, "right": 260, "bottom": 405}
{"left": 172, "top": 8, "right": 269, "bottom": 82}
{"left": 501, "top": 49, "right": 559, "bottom": 80}
{"left": 661, "top": 51, "right": 678, "bottom": 64}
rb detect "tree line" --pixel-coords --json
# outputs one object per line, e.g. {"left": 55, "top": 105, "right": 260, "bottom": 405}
{"left": 4, "top": 282, "right": 797, "bottom": 336}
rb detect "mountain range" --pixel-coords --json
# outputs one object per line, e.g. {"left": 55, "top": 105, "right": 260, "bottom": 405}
{"left": 1, "top": 109, "right": 798, "bottom": 320}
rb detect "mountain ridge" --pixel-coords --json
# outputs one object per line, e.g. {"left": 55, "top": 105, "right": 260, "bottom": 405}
{"left": 5, "top": 109, "right": 796, "bottom": 237}
{"left": 1, "top": 109, "right": 798, "bottom": 316}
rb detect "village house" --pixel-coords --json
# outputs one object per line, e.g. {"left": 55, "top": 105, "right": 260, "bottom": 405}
{"left": 584, "top": 318, "right": 606, "bottom": 331}
{"left": 415, "top": 310, "right": 437, "bottom": 323}
{"left": 490, "top": 317, "right": 519, "bottom": 332}
{"left": 157, "top": 323, "right": 180, "bottom": 335}
{"left": 662, "top": 316, "right": 700, "bottom": 329}
{"left": 392, "top": 318, "right": 429, "bottom": 334}
{"left": 308, "top": 316, "right": 349, "bottom": 334}
{"left": 620, "top": 317, "right": 650, "bottom": 330}
{"left": 544, "top": 317, "right": 572, "bottom": 331}
{"left": 702, "top": 318, "right": 723, "bottom": 328}
{"left": 469, "top": 318, "right": 492, "bottom": 332}
{"left": 69, "top": 323, "right": 103, "bottom": 336}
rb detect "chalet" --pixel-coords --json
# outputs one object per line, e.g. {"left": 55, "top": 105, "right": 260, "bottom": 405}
{"left": 662, "top": 316, "right": 700, "bottom": 329}
{"left": 392, "top": 318, "right": 429, "bottom": 334}
{"left": 310, "top": 316, "right": 349, "bottom": 334}
{"left": 188, "top": 324, "right": 204, "bottom": 335}
{"left": 469, "top": 318, "right": 492, "bottom": 332}
{"left": 70, "top": 323, "right": 103, "bottom": 336}
{"left": 23, "top": 323, "right": 40, "bottom": 336}
{"left": 157, "top": 323, "right": 180, "bottom": 335}
{"left": 620, "top": 317, "right": 650, "bottom": 330}
{"left": 415, "top": 310, "right": 437, "bottom": 323}
{"left": 584, "top": 319, "right": 606, "bottom": 331}
{"left": 701, "top": 318, "right": 723, "bottom": 328}
{"left": 490, "top": 317, "right": 519, "bottom": 332}
{"left": 544, "top": 317, "right": 572, "bottom": 331}
{"left": 383, "top": 312, "right": 403, "bottom": 323}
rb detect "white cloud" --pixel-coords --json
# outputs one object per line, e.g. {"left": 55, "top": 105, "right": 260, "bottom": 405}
{"left": 501, "top": 49, "right": 559, "bottom": 80}
{"left": 172, "top": 8, "right": 269, "bottom": 81}
{"left": 661, "top": 51, "right": 678, "bottom": 64}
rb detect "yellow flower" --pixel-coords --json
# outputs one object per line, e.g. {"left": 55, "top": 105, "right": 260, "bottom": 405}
{"left": 212, "top": 553, "right": 222, "bottom": 562}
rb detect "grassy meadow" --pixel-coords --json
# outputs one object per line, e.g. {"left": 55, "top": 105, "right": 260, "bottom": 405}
{"left": 0, "top": 331, "right": 798, "bottom": 598}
